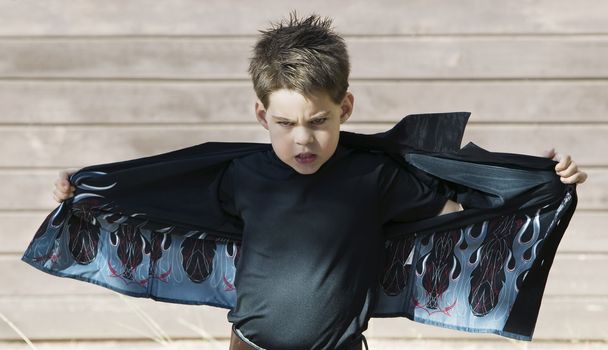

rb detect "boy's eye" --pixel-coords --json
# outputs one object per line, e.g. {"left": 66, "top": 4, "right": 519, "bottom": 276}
{"left": 276, "top": 118, "right": 326, "bottom": 127}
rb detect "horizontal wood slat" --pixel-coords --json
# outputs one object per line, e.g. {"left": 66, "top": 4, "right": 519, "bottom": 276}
{"left": 2, "top": 211, "right": 606, "bottom": 254}
{"left": 0, "top": 294, "right": 605, "bottom": 340}
{"left": 1, "top": 38, "right": 608, "bottom": 79}
{"left": 367, "top": 297, "right": 608, "bottom": 339}
{"left": 1, "top": 81, "right": 607, "bottom": 124}
{"left": 0, "top": 0, "right": 607, "bottom": 36}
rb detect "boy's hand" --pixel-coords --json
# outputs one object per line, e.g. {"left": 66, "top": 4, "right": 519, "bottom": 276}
{"left": 53, "top": 168, "right": 78, "bottom": 203}
{"left": 542, "top": 148, "right": 588, "bottom": 184}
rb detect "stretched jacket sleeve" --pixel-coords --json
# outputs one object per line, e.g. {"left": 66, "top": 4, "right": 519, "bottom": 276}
{"left": 378, "top": 156, "right": 448, "bottom": 225}
{"left": 369, "top": 115, "right": 577, "bottom": 342}
{"left": 20, "top": 141, "right": 267, "bottom": 307}
{"left": 218, "top": 160, "right": 241, "bottom": 221}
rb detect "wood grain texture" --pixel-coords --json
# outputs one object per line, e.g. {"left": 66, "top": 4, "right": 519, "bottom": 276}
{"left": 1, "top": 37, "right": 608, "bottom": 79}
{"left": 0, "top": 294, "right": 606, "bottom": 341}
{"left": 0, "top": 0, "right": 607, "bottom": 36}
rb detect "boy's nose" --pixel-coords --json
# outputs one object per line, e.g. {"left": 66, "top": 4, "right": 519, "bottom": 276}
{"left": 294, "top": 127, "right": 314, "bottom": 145}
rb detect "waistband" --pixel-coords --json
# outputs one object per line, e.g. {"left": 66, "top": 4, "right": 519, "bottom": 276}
{"left": 229, "top": 324, "right": 368, "bottom": 350}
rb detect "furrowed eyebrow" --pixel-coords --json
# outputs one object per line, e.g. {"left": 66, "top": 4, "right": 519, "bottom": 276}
{"left": 271, "top": 113, "right": 329, "bottom": 121}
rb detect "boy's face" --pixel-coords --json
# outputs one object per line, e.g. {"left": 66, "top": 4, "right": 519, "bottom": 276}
{"left": 255, "top": 88, "right": 354, "bottom": 175}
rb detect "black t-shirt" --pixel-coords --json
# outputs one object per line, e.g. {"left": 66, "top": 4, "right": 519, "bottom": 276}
{"left": 219, "top": 143, "right": 447, "bottom": 350}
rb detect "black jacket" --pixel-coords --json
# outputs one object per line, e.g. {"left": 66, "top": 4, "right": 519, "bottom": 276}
{"left": 21, "top": 112, "right": 577, "bottom": 341}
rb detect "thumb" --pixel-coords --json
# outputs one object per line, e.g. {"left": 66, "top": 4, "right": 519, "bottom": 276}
{"left": 541, "top": 147, "right": 556, "bottom": 159}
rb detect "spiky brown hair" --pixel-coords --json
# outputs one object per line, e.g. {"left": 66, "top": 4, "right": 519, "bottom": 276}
{"left": 248, "top": 11, "right": 350, "bottom": 109}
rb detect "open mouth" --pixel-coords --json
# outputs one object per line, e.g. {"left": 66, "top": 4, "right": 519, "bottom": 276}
{"left": 295, "top": 152, "right": 317, "bottom": 164}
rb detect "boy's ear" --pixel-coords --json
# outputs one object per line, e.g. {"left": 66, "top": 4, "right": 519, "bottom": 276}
{"left": 255, "top": 99, "right": 269, "bottom": 130}
{"left": 339, "top": 91, "right": 354, "bottom": 124}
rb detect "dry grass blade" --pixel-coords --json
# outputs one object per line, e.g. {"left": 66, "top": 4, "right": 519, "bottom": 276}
{"left": 0, "top": 310, "right": 40, "bottom": 350}
{"left": 177, "top": 317, "right": 225, "bottom": 350}
{"left": 113, "top": 291, "right": 173, "bottom": 345}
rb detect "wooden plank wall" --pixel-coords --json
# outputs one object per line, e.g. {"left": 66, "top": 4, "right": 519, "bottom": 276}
{"left": 0, "top": 1, "right": 607, "bottom": 348}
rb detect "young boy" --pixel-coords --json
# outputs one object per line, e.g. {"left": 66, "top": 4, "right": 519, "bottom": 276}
{"left": 41, "top": 13, "right": 586, "bottom": 350}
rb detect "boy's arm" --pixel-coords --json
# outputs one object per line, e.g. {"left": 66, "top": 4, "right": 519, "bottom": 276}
{"left": 438, "top": 199, "right": 463, "bottom": 215}
{"left": 434, "top": 149, "right": 587, "bottom": 217}
{"left": 218, "top": 161, "right": 239, "bottom": 218}
{"left": 378, "top": 157, "right": 449, "bottom": 224}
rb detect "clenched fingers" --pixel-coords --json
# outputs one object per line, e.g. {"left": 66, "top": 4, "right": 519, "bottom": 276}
{"left": 53, "top": 187, "right": 75, "bottom": 203}
{"left": 560, "top": 170, "right": 588, "bottom": 184}
{"left": 554, "top": 153, "right": 571, "bottom": 171}
{"left": 556, "top": 159, "right": 578, "bottom": 177}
